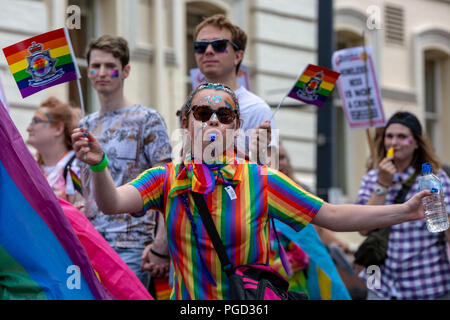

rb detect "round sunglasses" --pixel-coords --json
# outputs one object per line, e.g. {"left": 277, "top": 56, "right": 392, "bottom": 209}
{"left": 194, "top": 39, "right": 240, "bottom": 54}
{"left": 190, "top": 105, "right": 237, "bottom": 124}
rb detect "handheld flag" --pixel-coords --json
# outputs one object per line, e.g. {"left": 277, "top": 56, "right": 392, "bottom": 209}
{"left": 2, "top": 28, "right": 80, "bottom": 99}
{"left": 69, "top": 167, "right": 83, "bottom": 195}
{"left": 274, "top": 221, "right": 351, "bottom": 300}
{"left": 287, "top": 64, "right": 340, "bottom": 107}
{"left": 0, "top": 100, "right": 111, "bottom": 300}
{"left": 270, "top": 64, "right": 340, "bottom": 120}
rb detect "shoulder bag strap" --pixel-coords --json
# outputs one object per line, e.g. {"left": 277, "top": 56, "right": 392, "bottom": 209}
{"left": 392, "top": 172, "right": 418, "bottom": 204}
{"left": 192, "top": 191, "right": 289, "bottom": 276}
{"left": 191, "top": 192, "right": 235, "bottom": 276}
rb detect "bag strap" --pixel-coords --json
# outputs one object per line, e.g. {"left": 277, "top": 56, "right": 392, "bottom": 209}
{"left": 191, "top": 192, "right": 235, "bottom": 276}
{"left": 192, "top": 191, "right": 290, "bottom": 277}
{"left": 392, "top": 172, "right": 418, "bottom": 204}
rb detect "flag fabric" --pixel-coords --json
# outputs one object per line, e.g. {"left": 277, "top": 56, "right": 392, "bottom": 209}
{"left": 274, "top": 220, "right": 351, "bottom": 300}
{"left": 69, "top": 167, "right": 83, "bottom": 195}
{"left": 152, "top": 277, "right": 172, "bottom": 300}
{"left": 60, "top": 198, "right": 153, "bottom": 300}
{"left": 0, "top": 75, "right": 9, "bottom": 111}
{"left": 2, "top": 28, "right": 80, "bottom": 98}
{"left": 287, "top": 64, "right": 340, "bottom": 107}
{"left": 0, "top": 100, "right": 111, "bottom": 300}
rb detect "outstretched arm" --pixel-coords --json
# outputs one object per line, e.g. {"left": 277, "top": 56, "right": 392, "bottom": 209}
{"left": 312, "top": 190, "right": 430, "bottom": 232}
{"left": 71, "top": 128, "right": 143, "bottom": 215}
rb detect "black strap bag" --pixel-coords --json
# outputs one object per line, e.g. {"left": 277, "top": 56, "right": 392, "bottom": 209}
{"left": 190, "top": 192, "right": 307, "bottom": 300}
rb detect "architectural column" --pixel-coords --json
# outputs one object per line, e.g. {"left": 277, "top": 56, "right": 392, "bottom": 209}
{"left": 153, "top": 0, "right": 169, "bottom": 128}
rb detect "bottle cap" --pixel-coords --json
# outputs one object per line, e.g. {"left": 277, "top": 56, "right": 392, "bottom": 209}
{"left": 422, "top": 162, "right": 432, "bottom": 175}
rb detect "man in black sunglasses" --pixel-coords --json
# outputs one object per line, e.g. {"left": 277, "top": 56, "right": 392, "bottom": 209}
{"left": 193, "top": 14, "right": 277, "bottom": 164}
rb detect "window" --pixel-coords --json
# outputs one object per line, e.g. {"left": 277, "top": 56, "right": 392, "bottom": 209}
{"left": 424, "top": 50, "right": 447, "bottom": 149}
{"left": 68, "top": 0, "right": 95, "bottom": 113}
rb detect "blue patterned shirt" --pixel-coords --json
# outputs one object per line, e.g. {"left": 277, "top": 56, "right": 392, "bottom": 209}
{"left": 78, "top": 104, "right": 172, "bottom": 249}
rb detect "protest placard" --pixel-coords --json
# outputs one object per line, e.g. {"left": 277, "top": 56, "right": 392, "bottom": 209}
{"left": 332, "top": 46, "right": 386, "bottom": 129}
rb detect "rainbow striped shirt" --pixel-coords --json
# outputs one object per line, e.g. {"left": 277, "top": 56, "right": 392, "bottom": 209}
{"left": 129, "top": 161, "right": 323, "bottom": 300}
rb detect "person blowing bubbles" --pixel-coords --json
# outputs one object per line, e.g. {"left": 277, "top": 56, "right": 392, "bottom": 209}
{"left": 72, "top": 87, "right": 431, "bottom": 300}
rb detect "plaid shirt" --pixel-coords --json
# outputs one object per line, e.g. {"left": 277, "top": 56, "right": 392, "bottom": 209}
{"left": 356, "top": 165, "right": 450, "bottom": 299}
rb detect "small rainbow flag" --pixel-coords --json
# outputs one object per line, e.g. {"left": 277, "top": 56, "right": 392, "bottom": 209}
{"left": 2, "top": 28, "right": 80, "bottom": 98}
{"left": 287, "top": 64, "right": 340, "bottom": 107}
{"left": 69, "top": 167, "right": 82, "bottom": 195}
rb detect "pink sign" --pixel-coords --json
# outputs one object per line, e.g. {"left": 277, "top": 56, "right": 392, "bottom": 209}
{"left": 332, "top": 46, "right": 386, "bottom": 129}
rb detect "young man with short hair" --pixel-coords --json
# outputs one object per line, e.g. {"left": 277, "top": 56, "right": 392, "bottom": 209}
{"left": 193, "top": 14, "right": 276, "bottom": 158}
{"left": 79, "top": 35, "right": 172, "bottom": 288}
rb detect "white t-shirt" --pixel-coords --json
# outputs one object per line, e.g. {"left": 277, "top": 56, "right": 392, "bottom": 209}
{"left": 234, "top": 86, "right": 278, "bottom": 149}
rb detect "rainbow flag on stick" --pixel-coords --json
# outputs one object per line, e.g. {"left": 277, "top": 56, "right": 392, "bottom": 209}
{"left": 287, "top": 64, "right": 340, "bottom": 107}
{"left": 270, "top": 64, "right": 340, "bottom": 120}
{"left": 2, "top": 28, "right": 80, "bottom": 99}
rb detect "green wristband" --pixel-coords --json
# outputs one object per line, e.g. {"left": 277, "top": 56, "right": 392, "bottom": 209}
{"left": 89, "top": 152, "right": 108, "bottom": 172}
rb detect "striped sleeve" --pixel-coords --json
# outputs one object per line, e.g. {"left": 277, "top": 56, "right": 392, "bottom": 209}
{"left": 128, "top": 165, "right": 167, "bottom": 214}
{"left": 266, "top": 168, "right": 323, "bottom": 232}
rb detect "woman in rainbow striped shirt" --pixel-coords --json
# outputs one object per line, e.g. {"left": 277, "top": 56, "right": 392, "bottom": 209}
{"left": 72, "top": 83, "right": 429, "bottom": 300}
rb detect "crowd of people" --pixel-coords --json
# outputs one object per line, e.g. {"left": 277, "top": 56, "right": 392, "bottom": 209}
{"left": 24, "top": 14, "right": 449, "bottom": 300}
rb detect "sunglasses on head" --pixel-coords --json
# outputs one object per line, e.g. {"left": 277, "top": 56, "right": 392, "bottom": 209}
{"left": 190, "top": 105, "right": 236, "bottom": 124}
{"left": 194, "top": 39, "right": 240, "bottom": 54}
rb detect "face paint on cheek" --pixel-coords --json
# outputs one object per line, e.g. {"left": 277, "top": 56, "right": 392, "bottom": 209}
{"left": 110, "top": 69, "right": 119, "bottom": 78}
{"left": 401, "top": 137, "right": 414, "bottom": 146}
{"left": 89, "top": 70, "right": 97, "bottom": 76}
{"left": 224, "top": 97, "right": 234, "bottom": 109}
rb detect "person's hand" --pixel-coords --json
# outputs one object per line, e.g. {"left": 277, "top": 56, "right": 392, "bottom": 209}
{"left": 403, "top": 189, "right": 430, "bottom": 221}
{"left": 71, "top": 128, "right": 103, "bottom": 165}
{"left": 141, "top": 244, "right": 170, "bottom": 278}
{"left": 377, "top": 155, "right": 396, "bottom": 187}
{"left": 249, "top": 120, "right": 271, "bottom": 164}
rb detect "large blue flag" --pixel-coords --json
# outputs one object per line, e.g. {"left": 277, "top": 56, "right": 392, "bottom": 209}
{"left": 0, "top": 100, "right": 112, "bottom": 300}
{"left": 275, "top": 220, "right": 351, "bottom": 300}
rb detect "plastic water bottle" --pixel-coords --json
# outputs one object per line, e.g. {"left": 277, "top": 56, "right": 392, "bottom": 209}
{"left": 418, "top": 163, "right": 449, "bottom": 232}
